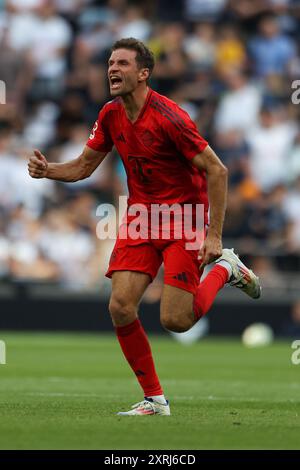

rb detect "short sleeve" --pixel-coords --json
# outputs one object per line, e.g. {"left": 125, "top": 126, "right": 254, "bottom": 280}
{"left": 86, "top": 106, "right": 114, "bottom": 153}
{"left": 165, "top": 110, "right": 208, "bottom": 161}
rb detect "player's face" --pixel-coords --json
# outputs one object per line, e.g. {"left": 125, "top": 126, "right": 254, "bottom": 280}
{"left": 108, "top": 49, "right": 147, "bottom": 96}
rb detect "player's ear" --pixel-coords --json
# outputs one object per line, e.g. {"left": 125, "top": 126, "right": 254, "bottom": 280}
{"left": 138, "top": 68, "right": 150, "bottom": 83}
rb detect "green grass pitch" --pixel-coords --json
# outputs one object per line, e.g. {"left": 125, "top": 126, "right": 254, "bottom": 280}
{"left": 0, "top": 332, "right": 299, "bottom": 450}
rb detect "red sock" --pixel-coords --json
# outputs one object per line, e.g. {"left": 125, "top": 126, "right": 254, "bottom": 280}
{"left": 115, "top": 318, "right": 163, "bottom": 397}
{"left": 193, "top": 265, "right": 228, "bottom": 321}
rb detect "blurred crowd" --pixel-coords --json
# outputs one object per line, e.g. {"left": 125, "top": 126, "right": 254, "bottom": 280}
{"left": 0, "top": 0, "right": 300, "bottom": 293}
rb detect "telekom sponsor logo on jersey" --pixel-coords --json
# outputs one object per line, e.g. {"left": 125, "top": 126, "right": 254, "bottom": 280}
{"left": 96, "top": 196, "right": 205, "bottom": 250}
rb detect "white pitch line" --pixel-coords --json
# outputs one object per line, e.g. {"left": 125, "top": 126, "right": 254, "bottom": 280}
{"left": 25, "top": 393, "right": 300, "bottom": 404}
{"left": 26, "top": 392, "right": 99, "bottom": 397}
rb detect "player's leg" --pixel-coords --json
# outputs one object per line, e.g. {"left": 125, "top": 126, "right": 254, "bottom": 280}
{"left": 160, "top": 242, "right": 261, "bottom": 332}
{"left": 109, "top": 270, "right": 164, "bottom": 396}
{"left": 192, "top": 262, "right": 230, "bottom": 321}
{"left": 160, "top": 284, "right": 194, "bottom": 333}
{"left": 107, "top": 241, "right": 162, "bottom": 329}
{"left": 107, "top": 240, "right": 170, "bottom": 415}
{"left": 109, "top": 270, "right": 149, "bottom": 327}
{"left": 161, "top": 237, "right": 238, "bottom": 332}
{"left": 193, "top": 248, "right": 261, "bottom": 321}
{"left": 161, "top": 265, "right": 230, "bottom": 331}
{"left": 160, "top": 240, "right": 201, "bottom": 333}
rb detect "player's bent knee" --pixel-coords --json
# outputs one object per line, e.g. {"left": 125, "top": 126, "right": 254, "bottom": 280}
{"left": 160, "top": 316, "right": 192, "bottom": 333}
{"left": 108, "top": 298, "right": 137, "bottom": 326}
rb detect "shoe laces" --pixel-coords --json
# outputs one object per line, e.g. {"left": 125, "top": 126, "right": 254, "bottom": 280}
{"left": 230, "top": 264, "right": 248, "bottom": 288}
{"left": 131, "top": 400, "right": 155, "bottom": 412}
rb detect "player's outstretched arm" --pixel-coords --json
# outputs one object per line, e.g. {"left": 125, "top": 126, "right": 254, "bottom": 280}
{"left": 28, "top": 146, "right": 107, "bottom": 182}
{"left": 191, "top": 145, "right": 228, "bottom": 268}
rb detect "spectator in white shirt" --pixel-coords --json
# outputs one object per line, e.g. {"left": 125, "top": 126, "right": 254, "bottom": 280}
{"left": 246, "top": 104, "right": 298, "bottom": 191}
{"left": 215, "top": 68, "right": 262, "bottom": 133}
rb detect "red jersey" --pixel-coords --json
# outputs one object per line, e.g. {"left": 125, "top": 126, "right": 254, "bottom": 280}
{"left": 86, "top": 88, "right": 209, "bottom": 221}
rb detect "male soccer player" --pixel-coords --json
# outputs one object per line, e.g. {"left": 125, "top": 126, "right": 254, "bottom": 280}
{"left": 28, "top": 38, "right": 261, "bottom": 416}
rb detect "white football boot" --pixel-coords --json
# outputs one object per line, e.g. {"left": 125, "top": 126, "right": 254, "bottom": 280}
{"left": 216, "top": 248, "right": 261, "bottom": 299}
{"left": 117, "top": 398, "right": 170, "bottom": 416}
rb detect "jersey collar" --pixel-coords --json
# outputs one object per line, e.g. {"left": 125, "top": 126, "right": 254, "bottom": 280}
{"left": 123, "top": 87, "right": 153, "bottom": 125}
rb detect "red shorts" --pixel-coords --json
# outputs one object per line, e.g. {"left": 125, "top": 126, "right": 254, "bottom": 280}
{"left": 106, "top": 235, "right": 204, "bottom": 295}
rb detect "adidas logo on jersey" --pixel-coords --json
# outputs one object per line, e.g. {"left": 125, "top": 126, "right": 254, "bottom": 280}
{"left": 172, "top": 272, "right": 188, "bottom": 283}
{"left": 117, "top": 133, "right": 126, "bottom": 143}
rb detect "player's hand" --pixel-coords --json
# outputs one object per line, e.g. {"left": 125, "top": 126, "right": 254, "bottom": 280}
{"left": 28, "top": 149, "right": 48, "bottom": 178}
{"left": 198, "top": 234, "right": 223, "bottom": 270}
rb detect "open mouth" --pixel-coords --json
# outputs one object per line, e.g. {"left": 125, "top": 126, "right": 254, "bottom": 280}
{"left": 110, "top": 76, "right": 123, "bottom": 90}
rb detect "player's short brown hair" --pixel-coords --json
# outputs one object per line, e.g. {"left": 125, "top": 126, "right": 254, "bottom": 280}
{"left": 111, "top": 38, "right": 155, "bottom": 79}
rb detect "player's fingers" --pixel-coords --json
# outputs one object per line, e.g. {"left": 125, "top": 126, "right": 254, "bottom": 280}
{"left": 29, "top": 167, "right": 44, "bottom": 174}
{"left": 28, "top": 160, "right": 38, "bottom": 169}
{"left": 30, "top": 170, "right": 45, "bottom": 178}
{"left": 28, "top": 164, "right": 43, "bottom": 174}
{"left": 34, "top": 149, "right": 45, "bottom": 161}
{"left": 29, "top": 171, "right": 43, "bottom": 178}
{"left": 29, "top": 155, "right": 42, "bottom": 164}
{"left": 198, "top": 246, "right": 205, "bottom": 269}
{"left": 28, "top": 166, "right": 43, "bottom": 176}
{"left": 199, "top": 252, "right": 209, "bottom": 270}
{"left": 212, "top": 249, "right": 222, "bottom": 261}
{"left": 29, "top": 156, "right": 46, "bottom": 169}
{"left": 33, "top": 149, "right": 47, "bottom": 167}
{"left": 206, "top": 252, "right": 218, "bottom": 264}
{"left": 203, "top": 248, "right": 218, "bottom": 267}
{"left": 28, "top": 163, "right": 44, "bottom": 173}
{"left": 198, "top": 246, "right": 204, "bottom": 260}
{"left": 28, "top": 162, "right": 45, "bottom": 176}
